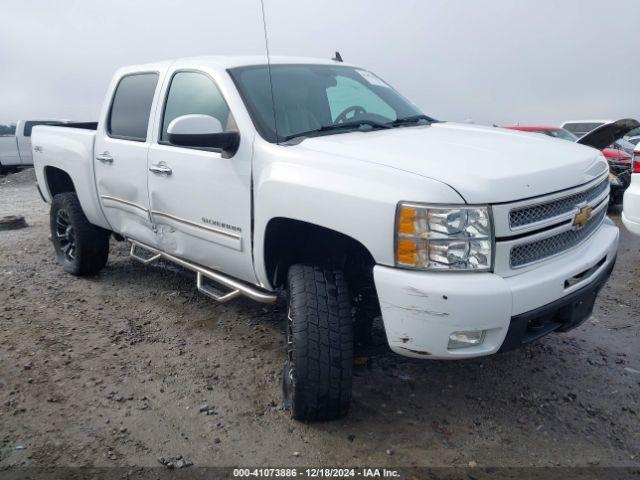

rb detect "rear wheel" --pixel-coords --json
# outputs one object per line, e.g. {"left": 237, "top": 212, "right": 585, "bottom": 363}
{"left": 50, "top": 192, "right": 110, "bottom": 275}
{"left": 283, "top": 264, "right": 353, "bottom": 421}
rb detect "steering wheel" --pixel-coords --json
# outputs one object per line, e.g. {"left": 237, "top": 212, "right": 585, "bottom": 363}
{"left": 335, "top": 105, "right": 366, "bottom": 124}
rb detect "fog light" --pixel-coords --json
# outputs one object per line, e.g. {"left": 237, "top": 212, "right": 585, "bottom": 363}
{"left": 448, "top": 330, "right": 486, "bottom": 349}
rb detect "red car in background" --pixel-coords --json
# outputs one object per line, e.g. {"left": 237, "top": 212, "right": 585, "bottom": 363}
{"left": 503, "top": 125, "right": 633, "bottom": 204}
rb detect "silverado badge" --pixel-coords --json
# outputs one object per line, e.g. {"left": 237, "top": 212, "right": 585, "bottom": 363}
{"left": 573, "top": 205, "right": 592, "bottom": 229}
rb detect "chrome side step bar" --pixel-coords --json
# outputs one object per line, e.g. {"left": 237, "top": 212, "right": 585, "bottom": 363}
{"left": 129, "top": 240, "right": 277, "bottom": 304}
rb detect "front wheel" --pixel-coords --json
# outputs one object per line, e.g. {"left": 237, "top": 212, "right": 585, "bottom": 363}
{"left": 283, "top": 264, "right": 353, "bottom": 421}
{"left": 50, "top": 192, "right": 110, "bottom": 276}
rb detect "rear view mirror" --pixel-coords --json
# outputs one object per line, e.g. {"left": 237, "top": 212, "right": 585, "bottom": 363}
{"left": 167, "top": 114, "right": 240, "bottom": 155}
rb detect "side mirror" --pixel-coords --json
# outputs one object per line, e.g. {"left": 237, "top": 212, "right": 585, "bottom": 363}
{"left": 167, "top": 114, "right": 240, "bottom": 155}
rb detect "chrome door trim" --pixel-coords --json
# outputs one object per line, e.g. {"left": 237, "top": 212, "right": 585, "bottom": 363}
{"left": 100, "top": 195, "right": 148, "bottom": 213}
{"left": 150, "top": 210, "right": 241, "bottom": 240}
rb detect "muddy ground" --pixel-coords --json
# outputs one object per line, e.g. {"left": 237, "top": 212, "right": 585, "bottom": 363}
{"left": 0, "top": 169, "right": 638, "bottom": 470}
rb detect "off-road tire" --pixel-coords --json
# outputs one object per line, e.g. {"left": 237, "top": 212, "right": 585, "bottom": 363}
{"left": 50, "top": 192, "right": 110, "bottom": 275}
{"left": 283, "top": 264, "right": 353, "bottom": 421}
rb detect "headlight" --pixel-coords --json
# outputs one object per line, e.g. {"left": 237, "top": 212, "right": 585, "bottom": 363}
{"left": 395, "top": 203, "right": 493, "bottom": 271}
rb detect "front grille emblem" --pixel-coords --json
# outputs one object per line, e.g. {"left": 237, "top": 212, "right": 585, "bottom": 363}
{"left": 573, "top": 205, "right": 592, "bottom": 229}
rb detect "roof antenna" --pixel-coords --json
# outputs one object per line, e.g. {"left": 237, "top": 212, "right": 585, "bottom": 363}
{"left": 260, "top": 0, "right": 279, "bottom": 143}
{"left": 332, "top": 51, "right": 343, "bottom": 62}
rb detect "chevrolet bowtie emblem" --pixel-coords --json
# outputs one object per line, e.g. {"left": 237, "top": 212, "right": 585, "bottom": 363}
{"left": 573, "top": 205, "right": 592, "bottom": 228}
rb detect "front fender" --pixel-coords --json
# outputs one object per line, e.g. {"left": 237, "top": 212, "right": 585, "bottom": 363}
{"left": 252, "top": 140, "right": 464, "bottom": 288}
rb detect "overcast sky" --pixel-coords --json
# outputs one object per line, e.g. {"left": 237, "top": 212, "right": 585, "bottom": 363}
{"left": 1, "top": 0, "right": 638, "bottom": 126}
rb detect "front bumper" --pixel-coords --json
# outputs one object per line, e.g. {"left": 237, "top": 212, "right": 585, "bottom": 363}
{"left": 374, "top": 219, "right": 619, "bottom": 359}
{"left": 498, "top": 254, "right": 614, "bottom": 352}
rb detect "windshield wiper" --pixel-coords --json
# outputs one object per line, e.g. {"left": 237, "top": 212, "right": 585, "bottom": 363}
{"left": 389, "top": 114, "right": 435, "bottom": 126}
{"left": 283, "top": 120, "right": 391, "bottom": 142}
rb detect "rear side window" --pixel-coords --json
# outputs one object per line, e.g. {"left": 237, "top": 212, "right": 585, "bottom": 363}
{"left": 108, "top": 73, "right": 159, "bottom": 141}
{"left": 160, "top": 71, "right": 231, "bottom": 143}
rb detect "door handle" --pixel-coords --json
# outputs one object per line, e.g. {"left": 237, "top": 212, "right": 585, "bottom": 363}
{"left": 149, "top": 163, "right": 172, "bottom": 176}
{"left": 96, "top": 152, "right": 114, "bottom": 164}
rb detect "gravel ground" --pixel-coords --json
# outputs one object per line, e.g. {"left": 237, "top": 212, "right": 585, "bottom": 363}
{"left": 0, "top": 169, "right": 638, "bottom": 470}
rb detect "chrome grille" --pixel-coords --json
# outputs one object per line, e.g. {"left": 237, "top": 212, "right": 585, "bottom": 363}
{"left": 509, "top": 178, "right": 608, "bottom": 229}
{"left": 510, "top": 207, "right": 606, "bottom": 268}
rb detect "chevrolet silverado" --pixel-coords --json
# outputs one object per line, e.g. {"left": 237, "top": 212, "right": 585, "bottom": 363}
{"left": 32, "top": 56, "right": 619, "bottom": 420}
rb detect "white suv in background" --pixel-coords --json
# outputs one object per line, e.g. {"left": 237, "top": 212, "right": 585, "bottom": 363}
{"left": 622, "top": 146, "right": 640, "bottom": 235}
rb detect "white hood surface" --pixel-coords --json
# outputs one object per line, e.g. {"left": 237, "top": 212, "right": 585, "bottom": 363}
{"left": 297, "top": 122, "right": 609, "bottom": 204}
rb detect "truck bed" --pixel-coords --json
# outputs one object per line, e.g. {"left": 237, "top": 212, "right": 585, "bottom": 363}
{"left": 54, "top": 122, "right": 98, "bottom": 131}
{"left": 32, "top": 124, "right": 110, "bottom": 230}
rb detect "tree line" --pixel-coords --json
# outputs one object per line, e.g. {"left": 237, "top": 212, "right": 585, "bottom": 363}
{"left": 0, "top": 124, "right": 17, "bottom": 136}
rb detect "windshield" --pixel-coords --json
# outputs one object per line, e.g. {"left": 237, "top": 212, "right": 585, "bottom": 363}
{"left": 541, "top": 128, "right": 577, "bottom": 141}
{"left": 613, "top": 138, "right": 636, "bottom": 153}
{"left": 229, "top": 64, "right": 427, "bottom": 143}
{"left": 626, "top": 127, "right": 640, "bottom": 138}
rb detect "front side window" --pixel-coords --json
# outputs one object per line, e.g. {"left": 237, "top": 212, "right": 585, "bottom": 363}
{"left": 160, "top": 71, "right": 232, "bottom": 143}
{"left": 229, "top": 64, "right": 426, "bottom": 143}
{"left": 108, "top": 73, "right": 159, "bottom": 141}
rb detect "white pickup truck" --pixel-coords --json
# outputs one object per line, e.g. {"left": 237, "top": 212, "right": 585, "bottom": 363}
{"left": 0, "top": 120, "right": 69, "bottom": 173}
{"left": 33, "top": 56, "right": 619, "bottom": 420}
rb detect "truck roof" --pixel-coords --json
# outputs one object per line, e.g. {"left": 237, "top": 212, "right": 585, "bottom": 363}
{"left": 118, "top": 55, "right": 350, "bottom": 73}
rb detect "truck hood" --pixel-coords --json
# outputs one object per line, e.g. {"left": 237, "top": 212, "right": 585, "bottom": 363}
{"left": 295, "top": 122, "right": 609, "bottom": 203}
